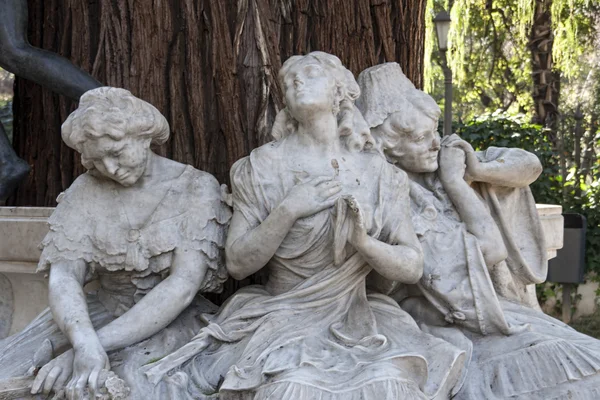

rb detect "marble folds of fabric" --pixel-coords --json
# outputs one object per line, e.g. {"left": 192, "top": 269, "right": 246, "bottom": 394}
{"left": 455, "top": 299, "right": 600, "bottom": 400}
{"left": 402, "top": 152, "right": 600, "bottom": 399}
{"left": 145, "top": 141, "right": 466, "bottom": 399}
{"left": 0, "top": 295, "right": 114, "bottom": 378}
{"left": 225, "top": 378, "right": 428, "bottom": 400}
{"left": 473, "top": 147, "right": 548, "bottom": 307}
{"left": 38, "top": 165, "right": 231, "bottom": 294}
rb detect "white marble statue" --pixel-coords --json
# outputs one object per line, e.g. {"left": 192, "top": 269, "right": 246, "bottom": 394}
{"left": 141, "top": 51, "right": 467, "bottom": 400}
{"left": 0, "top": 87, "right": 231, "bottom": 399}
{"left": 357, "top": 62, "right": 600, "bottom": 400}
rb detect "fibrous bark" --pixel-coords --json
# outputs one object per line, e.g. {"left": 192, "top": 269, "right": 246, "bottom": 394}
{"left": 10, "top": 0, "right": 427, "bottom": 206}
{"left": 9, "top": 0, "right": 427, "bottom": 301}
{"left": 530, "top": 0, "right": 561, "bottom": 143}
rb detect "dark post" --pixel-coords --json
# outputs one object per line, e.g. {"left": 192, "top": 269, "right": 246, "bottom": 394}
{"left": 441, "top": 52, "right": 453, "bottom": 137}
{"left": 433, "top": 10, "right": 452, "bottom": 136}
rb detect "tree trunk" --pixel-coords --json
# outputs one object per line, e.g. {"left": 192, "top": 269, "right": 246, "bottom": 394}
{"left": 10, "top": 0, "right": 427, "bottom": 206}
{"left": 529, "top": 0, "right": 561, "bottom": 143}
{"left": 9, "top": 0, "right": 427, "bottom": 302}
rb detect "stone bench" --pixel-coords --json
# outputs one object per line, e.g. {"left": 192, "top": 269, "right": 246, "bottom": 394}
{"left": 0, "top": 207, "right": 54, "bottom": 338}
{"left": 0, "top": 205, "right": 564, "bottom": 338}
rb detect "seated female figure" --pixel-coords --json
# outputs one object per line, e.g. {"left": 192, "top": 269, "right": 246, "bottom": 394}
{"left": 358, "top": 62, "right": 600, "bottom": 400}
{"left": 0, "top": 87, "right": 231, "bottom": 399}
{"left": 144, "top": 51, "right": 466, "bottom": 400}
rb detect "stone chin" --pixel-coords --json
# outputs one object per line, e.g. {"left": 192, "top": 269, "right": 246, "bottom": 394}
{"left": 396, "top": 159, "right": 439, "bottom": 174}
{"left": 422, "top": 159, "right": 439, "bottom": 173}
{"left": 111, "top": 173, "right": 140, "bottom": 187}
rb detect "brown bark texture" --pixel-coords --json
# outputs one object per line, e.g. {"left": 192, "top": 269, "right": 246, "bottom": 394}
{"left": 529, "top": 0, "right": 560, "bottom": 142}
{"left": 10, "top": 0, "right": 427, "bottom": 206}
{"left": 9, "top": 0, "right": 427, "bottom": 301}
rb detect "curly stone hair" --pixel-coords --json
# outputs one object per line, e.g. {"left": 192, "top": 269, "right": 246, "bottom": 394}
{"left": 62, "top": 87, "right": 169, "bottom": 169}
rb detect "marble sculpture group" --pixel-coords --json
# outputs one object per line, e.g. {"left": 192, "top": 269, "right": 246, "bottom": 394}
{"left": 1, "top": 52, "right": 599, "bottom": 400}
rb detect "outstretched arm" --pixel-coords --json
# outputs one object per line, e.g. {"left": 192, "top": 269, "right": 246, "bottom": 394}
{"left": 48, "top": 260, "right": 100, "bottom": 355}
{"left": 45, "top": 260, "right": 108, "bottom": 399}
{"left": 94, "top": 247, "right": 207, "bottom": 351}
{"left": 33, "top": 248, "right": 209, "bottom": 397}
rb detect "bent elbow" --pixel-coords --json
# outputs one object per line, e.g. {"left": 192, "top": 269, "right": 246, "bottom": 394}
{"left": 407, "top": 248, "right": 424, "bottom": 283}
{"left": 227, "top": 264, "right": 250, "bottom": 281}
{"left": 225, "top": 243, "right": 260, "bottom": 280}
{"left": 0, "top": 40, "right": 30, "bottom": 70}
{"left": 527, "top": 154, "right": 543, "bottom": 184}
{"left": 389, "top": 248, "right": 423, "bottom": 284}
{"left": 515, "top": 152, "right": 543, "bottom": 186}
{"left": 403, "top": 258, "right": 424, "bottom": 284}
{"left": 225, "top": 252, "right": 251, "bottom": 280}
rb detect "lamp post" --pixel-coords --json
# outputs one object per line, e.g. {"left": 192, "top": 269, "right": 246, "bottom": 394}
{"left": 433, "top": 10, "right": 452, "bottom": 136}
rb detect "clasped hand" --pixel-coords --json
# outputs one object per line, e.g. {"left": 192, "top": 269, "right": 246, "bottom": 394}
{"left": 31, "top": 340, "right": 109, "bottom": 399}
{"left": 343, "top": 194, "right": 369, "bottom": 248}
{"left": 282, "top": 176, "right": 367, "bottom": 247}
{"left": 438, "top": 134, "right": 481, "bottom": 183}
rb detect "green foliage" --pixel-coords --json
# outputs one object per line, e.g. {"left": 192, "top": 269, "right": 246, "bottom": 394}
{"left": 552, "top": 0, "right": 598, "bottom": 79}
{"left": 456, "top": 112, "right": 600, "bottom": 274}
{"left": 425, "top": 0, "right": 599, "bottom": 121}
{"left": 0, "top": 100, "right": 12, "bottom": 143}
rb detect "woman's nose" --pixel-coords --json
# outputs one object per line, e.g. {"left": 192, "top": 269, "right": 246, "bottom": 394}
{"left": 431, "top": 135, "right": 441, "bottom": 150}
{"left": 102, "top": 158, "right": 118, "bottom": 174}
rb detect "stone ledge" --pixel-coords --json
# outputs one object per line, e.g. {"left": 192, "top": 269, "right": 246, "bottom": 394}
{"left": 0, "top": 207, "right": 53, "bottom": 263}
{"left": 536, "top": 204, "right": 564, "bottom": 260}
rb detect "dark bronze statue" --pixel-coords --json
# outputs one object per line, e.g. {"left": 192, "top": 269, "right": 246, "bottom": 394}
{"left": 0, "top": 0, "right": 101, "bottom": 201}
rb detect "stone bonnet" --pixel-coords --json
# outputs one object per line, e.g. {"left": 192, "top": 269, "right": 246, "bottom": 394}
{"left": 61, "top": 87, "right": 169, "bottom": 169}
{"left": 356, "top": 62, "right": 440, "bottom": 129}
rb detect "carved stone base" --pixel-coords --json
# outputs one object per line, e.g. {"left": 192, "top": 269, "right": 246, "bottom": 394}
{"left": 0, "top": 207, "right": 53, "bottom": 338}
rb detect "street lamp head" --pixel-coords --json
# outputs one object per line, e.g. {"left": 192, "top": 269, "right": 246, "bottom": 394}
{"left": 433, "top": 10, "right": 451, "bottom": 52}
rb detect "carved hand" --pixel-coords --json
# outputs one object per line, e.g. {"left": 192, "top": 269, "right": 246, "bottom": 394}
{"left": 344, "top": 195, "right": 369, "bottom": 248}
{"left": 440, "top": 134, "right": 483, "bottom": 181}
{"left": 65, "top": 340, "right": 110, "bottom": 400}
{"left": 31, "top": 349, "right": 74, "bottom": 396}
{"left": 438, "top": 136, "right": 467, "bottom": 184}
{"left": 282, "top": 176, "right": 342, "bottom": 219}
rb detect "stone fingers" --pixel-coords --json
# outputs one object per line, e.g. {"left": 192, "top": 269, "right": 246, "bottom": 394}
{"left": 42, "top": 366, "right": 62, "bottom": 395}
{"left": 31, "top": 363, "right": 52, "bottom": 394}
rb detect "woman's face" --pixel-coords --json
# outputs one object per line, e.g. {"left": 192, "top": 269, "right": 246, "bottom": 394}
{"left": 283, "top": 58, "right": 336, "bottom": 120}
{"left": 385, "top": 112, "right": 441, "bottom": 173}
{"left": 81, "top": 135, "right": 151, "bottom": 186}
